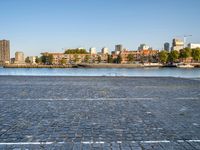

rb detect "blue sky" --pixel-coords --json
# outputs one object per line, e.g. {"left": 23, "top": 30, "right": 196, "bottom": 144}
{"left": 0, "top": 0, "right": 200, "bottom": 57}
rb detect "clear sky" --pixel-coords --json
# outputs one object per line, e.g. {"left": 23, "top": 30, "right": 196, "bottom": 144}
{"left": 0, "top": 0, "right": 200, "bottom": 57}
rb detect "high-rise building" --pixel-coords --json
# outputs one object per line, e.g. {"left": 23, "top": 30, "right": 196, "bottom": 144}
{"left": 101, "top": 47, "right": 109, "bottom": 54}
{"left": 15, "top": 51, "right": 25, "bottom": 64}
{"left": 172, "top": 39, "right": 184, "bottom": 51}
{"left": 138, "top": 44, "right": 152, "bottom": 51}
{"left": 115, "top": 44, "right": 122, "bottom": 54}
{"left": 164, "top": 42, "right": 170, "bottom": 51}
{"left": 0, "top": 40, "right": 10, "bottom": 65}
{"left": 89, "top": 47, "right": 97, "bottom": 54}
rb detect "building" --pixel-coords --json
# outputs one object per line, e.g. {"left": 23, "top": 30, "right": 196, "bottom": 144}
{"left": 10, "top": 58, "right": 15, "bottom": 64}
{"left": 29, "top": 56, "right": 36, "bottom": 64}
{"left": 139, "top": 50, "right": 159, "bottom": 63}
{"left": 188, "top": 43, "right": 200, "bottom": 49}
{"left": 0, "top": 40, "right": 10, "bottom": 65}
{"left": 101, "top": 47, "right": 109, "bottom": 54}
{"left": 41, "top": 52, "right": 65, "bottom": 65}
{"left": 15, "top": 51, "right": 25, "bottom": 64}
{"left": 119, "top": 50, "right": 138, "bottom": 64}
{"left": 89, "top": 47, "right": 97, "bottom": 55}
{"left": 41, "top": 52, "right": 94, "bottom": 64}
{"left": 172, "top": 39, "right": 184, "bottom": 51}
{"left": 138, "top": 44, "right": 152, "bottom": 51}
{"left": 164, "top": 42, "right": 170, "bottom": 51}
{"left": 115, "top": 44, "right": 123, "bottom": 54}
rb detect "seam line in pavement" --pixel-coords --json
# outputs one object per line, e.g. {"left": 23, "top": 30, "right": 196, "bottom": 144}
{"left": 0, "top": 140, "right": 200, "bottom": 145}
{"left": 0, "top": 97, "right": 199, "bottom": 101}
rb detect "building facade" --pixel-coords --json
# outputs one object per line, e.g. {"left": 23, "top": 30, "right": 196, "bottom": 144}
{"left": 29, "top": 56, "right": 36, "bottom": 64}
{"left": 119, "top": 50, "right": 138, "bottom": 64}
{"left": 101, "top": 47, "right": 109, "bottom": 54}
{"left": 89, "top": 47, "right": 97, "bottom": 55}
{"left": 15, "top": 51, "right": 25, "bottom": 64}
{"left": 0, "top": 40, "right": 10, "bottom": 65}
{"left": 138, "top": 44, "right": 152, "bottom": 51}
{"left": 164, "top": 42, "right": 170, "bottom": 51}
{"left": 188, "top": 43, "right": 200, "bottom": 49}
{"left": 115, "top": 44, "right": 123, "bottom": 54}
{"left": 172, "top": 39, "right": 184, "bottom": 51}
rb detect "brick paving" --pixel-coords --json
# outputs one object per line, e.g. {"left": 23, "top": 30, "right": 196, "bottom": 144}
{"left": 0, "top": 76, "right": 200, "bottom": 149}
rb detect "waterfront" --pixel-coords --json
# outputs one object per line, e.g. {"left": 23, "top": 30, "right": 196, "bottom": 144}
{"left": 0, "top": 76, "right": 200, "bottom": 149}
{"left": 0, "top": 67, "right": 200, "bottom": 78}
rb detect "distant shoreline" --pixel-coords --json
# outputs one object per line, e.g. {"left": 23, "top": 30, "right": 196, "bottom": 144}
{"left": 2, "top": 63, "right": 200, "bottom": 68}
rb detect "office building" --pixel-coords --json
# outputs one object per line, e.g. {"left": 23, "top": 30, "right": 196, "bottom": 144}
{"left": 0, "top": 40, "right": 10, "bottom": 65}
{"left": 115, "top": 44, "right": 123, "bottom": 55}
{"left": 138, "top": 44, "right": 152, "bottom": 51}
{"left": 164, "top": 42, "right": 170, "bottom": 51}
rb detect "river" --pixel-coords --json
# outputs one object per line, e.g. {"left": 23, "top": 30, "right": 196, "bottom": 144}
{"left": 0, "top": 67, "right": 200, "bottom": 78}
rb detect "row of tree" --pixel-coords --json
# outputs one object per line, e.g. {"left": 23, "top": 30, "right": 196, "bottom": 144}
{"left": 64, "top": 49, "right": 88, "bottom": 54}
{"left": 158, "top": 48, "right": 200, "bottom": 64}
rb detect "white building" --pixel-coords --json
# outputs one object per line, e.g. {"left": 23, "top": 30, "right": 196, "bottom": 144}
{"left": 101, "top": 47, "right": 109, "bottom": 54}
{"left": 188, "top": 43, "right": 200, "bottom": 49}
{"left": 172, "top": 39, "right": 184, "bottom": 51}
{"left": 29, "top": 56, "right": 36, "bottom": 64}
{"left": 89, "top": 47, "right": 97, "bottom": 54}
{"left": 15, "top": 51, "right": 25, "bottom": 64}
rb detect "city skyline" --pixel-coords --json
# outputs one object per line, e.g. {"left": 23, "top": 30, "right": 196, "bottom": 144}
{"left": 1, "top": 0, "right": 200, "bottom": 57}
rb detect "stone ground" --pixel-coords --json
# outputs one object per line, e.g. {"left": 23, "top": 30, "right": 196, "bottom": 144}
{"left": 0, "top": 76, "right": 200, "bottom": 150}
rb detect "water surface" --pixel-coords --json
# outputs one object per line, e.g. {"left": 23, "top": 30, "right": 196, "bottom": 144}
{"left": 0, "top": 67, "right": 200, "bottom": 78}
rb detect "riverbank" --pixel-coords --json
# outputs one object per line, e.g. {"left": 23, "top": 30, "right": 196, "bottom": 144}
{"left": 3, "top": 63, "right": 162, "bottom": 68}
{"left": 3, "top": 64, "right": 74, "bottom": 68}
{"left": 2, "top": 63, "right": 200, "bottom": 68}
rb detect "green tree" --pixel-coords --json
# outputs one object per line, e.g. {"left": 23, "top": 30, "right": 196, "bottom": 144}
{"left": 168, "top": 50, "right": 179, "bottom": 63}
{"left": 48, "top": 54, "right": 54, "bottom": 65}
{"left": 60, "top": 58, "right": 67, "bottom": 65}
{"left": 64, "top": 49, "right": 88, "bottom": 54}
{"left": 179, "top": 48, "right": 191, "bottom": 59}
{"left": 158, "top": 50, "right": 168, "bottom": 64}
{"left": 140, "top": 54, "right": 145, "bottom": 64}
{"left": 97, "top": 56, "right": 101, "bottom": 63}
{"left": 127, "top": 54, "right": 134, "bottom": 63}
{"left": 35, "top": 56, "right": 41, "bottom": 64}
{"left": 116, "top": 55, "right": 122, "bottom": 64}
{"left": 84, "top": 55, "right": 90, "bottom": 63}
{"left": 74, "top": 54, "right": 79, "bottom": 63}
{"left": 25, "top": 57, "right": 31, "bottom": 63}
{"left": 41, "top": 56, "right": 47, "bottom": 64}
{"left": 107, "top": 55, "right": 113, "bottom": 63}
{"left": 148, "top": 55, "right": 153, "bottom": 63}
{"left": 192, "top": 48, "right": 200, "bottom": 62}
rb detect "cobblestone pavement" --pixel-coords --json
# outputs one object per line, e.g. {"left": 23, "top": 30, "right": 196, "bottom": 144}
{"left": 0, "top": 76, "right": 200, "bottom": 150}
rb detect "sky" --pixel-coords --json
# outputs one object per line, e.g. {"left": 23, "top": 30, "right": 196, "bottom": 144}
{"left": 0, "top": 0, "right": 200, "bottom": 57}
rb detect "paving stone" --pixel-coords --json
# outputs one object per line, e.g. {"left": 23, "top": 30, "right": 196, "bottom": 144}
{"left": 0, "top": 76, "right": 199, "bottom": 150}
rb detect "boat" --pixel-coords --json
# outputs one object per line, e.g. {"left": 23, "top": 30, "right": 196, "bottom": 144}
{"left": 176, "top": 64, "right": 194, "bottom": 68}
